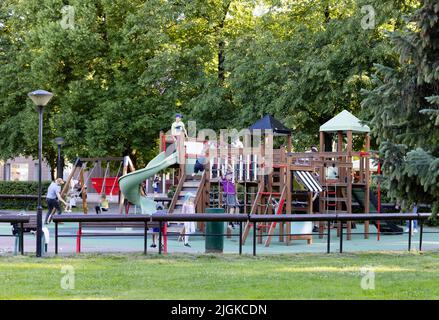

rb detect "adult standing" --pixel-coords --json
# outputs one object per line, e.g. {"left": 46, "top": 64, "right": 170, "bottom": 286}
{"left": 45, "top": 178, "right": 67, "bottom": 224}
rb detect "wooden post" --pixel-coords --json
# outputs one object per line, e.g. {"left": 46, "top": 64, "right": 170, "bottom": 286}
{"left": 279, "top": 152, "right": 286, "bottom": 243}
{"left": 319, "top": 131, "right": 325, "bottom": 152}
{"left": 286, "top": 157, "right": 292, "bottom": 245}
{"left": 79, "top": 167, "right": 88, "bottom": 214}
{"left": 287, "top": 134, "right": 292, "bottom": 153}
{"left": 60, "top": 162, "right": 78, "bottom": 198}
{"left": 364, "top": 134, "right": 371, "bottom": 239}
{"left": 118, "top": 157, "right": 129, "bottom": 214}
{"left": 346, "top": 130, "right": 353, "bottom": 240}
{"left": 336, "top": 132, "right": 343, "bottom": 237}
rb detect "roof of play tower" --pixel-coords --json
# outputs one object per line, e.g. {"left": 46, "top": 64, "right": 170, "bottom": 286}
{"left": 248, "top": 115, "right": 292, "bottom": 135}
{"left": 319, "top": 110, "right": 370, "bottom": 133}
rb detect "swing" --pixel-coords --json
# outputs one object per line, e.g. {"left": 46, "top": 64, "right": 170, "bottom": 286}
{"left": 108, "top": 161, "right": 123, "bottom": 201}
{"left": 90, "top": 160, "right": 123, "bottom": 197}
{"left": 80, "top": 161, "right": 98, "bottom": 195}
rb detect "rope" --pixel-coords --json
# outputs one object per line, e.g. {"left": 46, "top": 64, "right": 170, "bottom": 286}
{"left": 108, "top": 160, "right": 123, "bottom": 201}
{"left": 79, "top": 161, "right": 97, "bottom": 194}
{"left": 100, "top": 162, "right": 110, "bottom": 195}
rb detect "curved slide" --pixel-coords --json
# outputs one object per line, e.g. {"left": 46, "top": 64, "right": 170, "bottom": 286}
{"left": 118, "top": 151, "right": 178, "bottom": 214}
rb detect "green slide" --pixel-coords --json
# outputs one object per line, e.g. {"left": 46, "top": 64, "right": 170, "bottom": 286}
{"left": 118, "top": 151, "right": 178, "bottom": 214}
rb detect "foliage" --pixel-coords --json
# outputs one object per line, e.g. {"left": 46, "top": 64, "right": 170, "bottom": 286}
{"left": 0, "top": 181, "right": 51, "bottom": 209}
{"left": 362, "top": 0, "right": 439, "bottom": 217}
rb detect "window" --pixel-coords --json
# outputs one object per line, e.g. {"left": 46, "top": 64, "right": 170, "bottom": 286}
{"left": 11, "top": 163, "right": 29, "bottom": 181}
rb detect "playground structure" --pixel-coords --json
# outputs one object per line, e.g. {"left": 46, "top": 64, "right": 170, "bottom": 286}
{"left": 61, "top": 156, "right": 135, "bottom": 214}
{"left": 114, "top": 110, "right": 391, "bottom": 252}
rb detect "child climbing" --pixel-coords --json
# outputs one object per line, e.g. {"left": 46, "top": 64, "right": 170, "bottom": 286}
{"left": 181, "top": 193, "right": 196, "bottom": 247}
{"left": 192, "top": 140, "right": 209, "bottom": 177}
{"left": 220, "top": 171, "right": 240, "bottom": 229}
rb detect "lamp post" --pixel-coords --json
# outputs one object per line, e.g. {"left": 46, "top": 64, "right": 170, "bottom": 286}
{"left": 54, "top": 137, "right": 65, "bottom": 179}
{"left": 28, "top": 89, "right": 53, "bottom": 257}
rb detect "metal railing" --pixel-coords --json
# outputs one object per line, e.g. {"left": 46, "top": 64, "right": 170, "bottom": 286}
{"left": 52, "top": 212, "right": 432, "bottom": 255}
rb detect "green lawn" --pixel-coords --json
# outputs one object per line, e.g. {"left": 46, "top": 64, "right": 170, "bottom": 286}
{"left": 1, "top": 251, "right": 439, "bottom": 300}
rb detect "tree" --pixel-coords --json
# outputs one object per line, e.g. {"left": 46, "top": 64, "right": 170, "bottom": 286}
{"left": 362, "top": 0, "right": 439, "bottom": 216}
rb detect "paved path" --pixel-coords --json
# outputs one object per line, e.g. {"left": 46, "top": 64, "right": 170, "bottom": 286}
{"left": 1, "top": 216, "right": 438, "bottom": 255}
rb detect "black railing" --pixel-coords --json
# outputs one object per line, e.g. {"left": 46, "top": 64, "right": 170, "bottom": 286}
{"left": 51, "top": 212, "right": 432, "bottom": 255}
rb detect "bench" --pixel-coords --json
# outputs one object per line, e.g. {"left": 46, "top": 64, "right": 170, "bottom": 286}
{"left": 10, "top": 214, "right": 50, "bottom": 254}
{"left": 52, "top": 215, "right": 165, "bottom": 254}
{"left": 0, "top": 214, "right": 30, "bottom": 255}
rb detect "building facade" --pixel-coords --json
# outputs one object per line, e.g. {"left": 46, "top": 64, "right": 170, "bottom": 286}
{"left": 0, "top": 156, "right": 52, "bottom": 181}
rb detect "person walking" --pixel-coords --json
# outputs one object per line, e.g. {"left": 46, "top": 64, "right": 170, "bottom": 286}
{"left": 45, "top": 178, "right": 67, "bottom": 224}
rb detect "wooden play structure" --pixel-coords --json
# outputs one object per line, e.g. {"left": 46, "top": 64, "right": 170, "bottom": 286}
{"left": 60, "top": 156, "right": 135, "bottom": 214}
{"left": 156, "top": 111, "right": 377, "bottom": 246}
{"left": 62, "top": 110, "right": 377, "bottom": 250}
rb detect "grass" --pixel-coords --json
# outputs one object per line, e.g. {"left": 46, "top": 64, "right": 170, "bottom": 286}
{"left": 1, "top": 251, "right": 439, "bottom": 300}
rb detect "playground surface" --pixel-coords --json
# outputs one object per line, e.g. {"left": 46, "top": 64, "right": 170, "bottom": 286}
{"left": 1, "top": 251, "right": 439, "bottom": 299}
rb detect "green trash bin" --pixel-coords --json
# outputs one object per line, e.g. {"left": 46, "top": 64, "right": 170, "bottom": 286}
{"left": 205, "top": 207, "right": 225, "bottom": 253}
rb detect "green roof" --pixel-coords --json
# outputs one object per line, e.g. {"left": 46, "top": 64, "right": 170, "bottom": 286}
{"left": 319, "top": 110, "right": 370, "bottom": 133}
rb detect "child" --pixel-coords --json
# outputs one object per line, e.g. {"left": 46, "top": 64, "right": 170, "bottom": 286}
{"left": 95, "top": 195, "right": 109, "bottom": 214}
{"left": 152, "top": 176, "right": 160, "bottom": 194}
{"left": 406, "top": 202, "right": 419, "bottom": 233}
{"left": 221, "top": 171, "right": 240, "bottom": 229}
{"left": 171, "top": 113, "right": 188, "bottom": 138}
{"left": 181, "top": 193, "right": 196, "bottom": 247}
{"left": 150, "top": 203, "right": 165, "bottom": 248}
{"left": 192, "top": 141, "right": 209, "bottom": 177}
{"left": 64, "top": 190, "right": 73, "bottom": 213}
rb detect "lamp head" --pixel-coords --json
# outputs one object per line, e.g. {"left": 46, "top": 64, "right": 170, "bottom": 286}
{"left": 54, "top": 137, "right": 65, "bottom": 146}
{"left": 28, "top": 90, "right": 53, "bottom": 106}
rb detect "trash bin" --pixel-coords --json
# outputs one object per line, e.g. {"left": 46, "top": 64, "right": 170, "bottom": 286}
{"left": 205, "top": 207, "right": 225, "bottom": 253}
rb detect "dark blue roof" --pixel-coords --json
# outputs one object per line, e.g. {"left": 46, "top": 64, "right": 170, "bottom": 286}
{"left": 248, "top": 115, "right": 291, "bottom": 135}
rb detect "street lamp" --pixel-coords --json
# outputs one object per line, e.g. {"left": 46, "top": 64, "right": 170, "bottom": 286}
{"left": 28, "top": 89, "right": 53, "bottom": 257}
{"left": 54, "top": 137, "right": 65, "bottom": 179}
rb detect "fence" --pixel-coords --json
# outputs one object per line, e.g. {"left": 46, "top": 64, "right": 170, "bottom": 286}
{"left": 52, "top": 212, "right": 432, "bottom": 255}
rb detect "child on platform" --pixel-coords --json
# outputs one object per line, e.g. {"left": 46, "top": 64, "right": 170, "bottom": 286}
{"left": 171, "top": 113, "right": 188, "bottom": 139}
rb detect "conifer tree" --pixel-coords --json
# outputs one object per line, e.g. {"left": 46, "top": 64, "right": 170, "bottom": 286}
{"left": 362, "top": 0, "right": 439, "bottom": 216}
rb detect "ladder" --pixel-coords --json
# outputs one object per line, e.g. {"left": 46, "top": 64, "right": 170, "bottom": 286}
{"left": 264, "top": 186, "right": 287, "bottom": 247}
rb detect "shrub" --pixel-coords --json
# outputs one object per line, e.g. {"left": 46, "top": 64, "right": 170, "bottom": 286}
{"left": 0, "top": 181, "right": 52, "bottom": 210}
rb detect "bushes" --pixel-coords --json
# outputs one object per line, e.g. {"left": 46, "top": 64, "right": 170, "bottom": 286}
{"left": 0, "top": 181, "right": 52, "bottom": 210}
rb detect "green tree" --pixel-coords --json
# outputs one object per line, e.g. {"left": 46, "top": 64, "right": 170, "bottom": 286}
{"left": 362, "top": 0, "right": 439, "bottom": 215}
